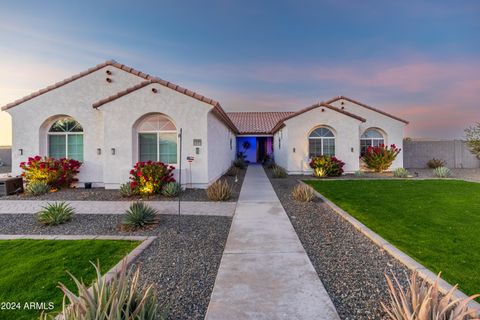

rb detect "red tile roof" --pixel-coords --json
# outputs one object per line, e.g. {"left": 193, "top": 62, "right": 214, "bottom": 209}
{"left": 271, "top": 102, "right": 366, "bottom": 133}
{"left": 227, "top": 112, "right": 295, "bottom": 134}
{"left": 326, "top": 96, "right": 409, "bottom": 124}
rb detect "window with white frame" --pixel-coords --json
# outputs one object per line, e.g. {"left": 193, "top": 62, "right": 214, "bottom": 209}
{"left": 360, "top": 128, "right": 384, "bottom": 156}
{"left": 137, "top": 114, "right": 177, "bottom": 164}
{"left": 308, "top": 127, "right": 335, "bottom": 157}
{"left": 48, "top": 117, "right": 84, "bottom": 161}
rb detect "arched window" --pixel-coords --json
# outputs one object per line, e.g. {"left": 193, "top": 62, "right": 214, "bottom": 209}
{"left": 309, "top": 127, "right": 335, "bottom": 157}
{"left": 137, "top": 114, "right": 177, "bottom": 164}
{"left": 360, "top": 129, "right": 384, "bottom": 156}
{"left": 48, "top": 117, "right": 84, "bottom": 161}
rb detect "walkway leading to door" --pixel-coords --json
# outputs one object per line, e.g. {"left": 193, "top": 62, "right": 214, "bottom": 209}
{"left": 205, "top": 165, "right": 340, "bottom": 320}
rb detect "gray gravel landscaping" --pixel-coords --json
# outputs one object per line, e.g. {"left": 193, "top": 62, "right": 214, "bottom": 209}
{"left": 265, "top": 166, "right": 411, "bottom": 320}
{"left": 1, "top": 167, "right": 246, "bottom": 202}
{"left": 0, "top": 213, "right": 231, "bottom": 320}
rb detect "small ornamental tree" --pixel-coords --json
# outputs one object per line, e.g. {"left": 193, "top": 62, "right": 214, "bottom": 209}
{"left": 465, "top": 122, "right": 480, "bottom": 159}
{"left": 129, "top": 161, "right": 175, "bottom": 195}
{"left": 309, "top": 155, "right": 345, "bottom": 177}
{"left": 20, "top": 156, "right": 82, "bottom": 188}
{"left": 361, "top": 144, "right": 400, "bottom": 172}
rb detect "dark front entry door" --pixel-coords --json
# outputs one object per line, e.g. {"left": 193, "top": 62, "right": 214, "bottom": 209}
{"left": 256, "top": 137, "right": 266, "bottom": 163}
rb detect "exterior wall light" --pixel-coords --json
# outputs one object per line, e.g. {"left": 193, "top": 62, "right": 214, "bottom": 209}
{"left": 111, "top": 148, "right": 116, "bottom": 155}
{"left": 293, "top": 147, "right": 296, "bottom": 153}
{"left": 18, "top": 149, "right": 23, "bottom": 155}
{"left": 97, "top": 148, "right": 102, "bottom": 155}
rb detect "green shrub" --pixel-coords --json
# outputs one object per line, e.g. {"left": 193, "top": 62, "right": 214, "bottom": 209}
{"left": 20, "top": 156, "right": 81, "bottom": 188}
{"left": 129, "top": 161, "right": 175, "bottom": 196}
{"left": 309, "top": 155, "right": 345, "bottom": 177}
{"left": 26, "top": 180, "right": 50, "bottom": 196}
{"left": 433, "top": 166, "right": 451, "bottom": 178}
{"left": 206, "top": 180, "right": 232, "bottom": 201}
{"left": 361, "top": 144, "right": 401, "bottom": 172}
{"left": 49, "top": 262, "right": 158, "bottom": 320}
{"left": 291, "top": 184, "right": 315, "bottom": 202}
{"left": 37, "top": 202, "right": 75, "bottom": 226}
{"left": 226, "top": 166, "right": 239, "bottom": 177}
{"left": 233, "top": 159, "right": 246, "bottom": 169}
{"left": 272, "top": 165, "right": 287, "bottom": 178}
{"left": 119, "top": 182, "right": 134, "bottom": 198}
{"left": 427, "top": 158, "right": 446, "bottom": 169}
{"left": 161, "top": 182, "right": 182, "bottom": 197}
{"left": 382, "top": 271, "right": 479, "bottom": 320}
{"left": 393, "top": 168, "right": 409, "bottom": 178}
{"left": 121, "top": 202, "right": 158, "bottom": 231}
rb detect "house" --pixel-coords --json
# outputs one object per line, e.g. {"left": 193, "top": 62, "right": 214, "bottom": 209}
{"left": 1, "top": 60, "right": 408, "bottom": 188}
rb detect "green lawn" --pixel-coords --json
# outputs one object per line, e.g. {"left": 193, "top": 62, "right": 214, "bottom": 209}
{"left": 305, "top": 179, "right": 480, "bottom": 299}
{"left": 0, "top": 239, "right": 140, "bottom": 320}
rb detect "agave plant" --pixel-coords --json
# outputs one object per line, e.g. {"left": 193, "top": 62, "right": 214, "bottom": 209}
{"left": 119, "top": 182, "right": 134, "bottom": 197}
{"left": 121, "top": 202, "right": 158, "bottom": 231}
{"left": 26, "top": 180, "right": 51, "bottom": 196}
{"left": 45, "top": 262, "right": 158, "bottom": 320}
{"left": 206, "top": 179, "right": 232, "bottom": 201}
{"left": 37, "top": 202, "right": 75, "bottom": 226}
{"left": 394, "top": 168, "right": 410, "bottom": 178}
{"left": 433, "top": 166, "right": 451, "bottom": 178}
{"left": 161, "top": 182, "right": 182, "bottom": 197}
{"left": 382, "top": 272, "right": 480, "bottom": 320}
{"left": 272, "top": 165, "right": 287, "bottom": 178}
{"left": 291, "top": 184, "right": 315, "bottom": 202}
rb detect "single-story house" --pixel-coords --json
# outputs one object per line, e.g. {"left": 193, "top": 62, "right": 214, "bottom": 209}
{"left": 1, "top": 60, "right": 408, "bottom": 188}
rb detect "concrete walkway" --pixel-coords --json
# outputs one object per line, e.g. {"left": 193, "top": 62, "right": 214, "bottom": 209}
{"left": 0, "top": 200, "right": 235, "bottom": 216}
{"left": 205, "top": 165, "right": 339, "bottom": 320}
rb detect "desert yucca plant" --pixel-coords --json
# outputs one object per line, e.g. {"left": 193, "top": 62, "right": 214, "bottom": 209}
{"left": 119, "top": 182, "right": 134, "bottom": 197}
{"left": 272, "top": 165, "right": 287, "bottom": 178}
{"left": 47, "top": 262, "right": 158, "bottom": 320}
{"left": 37, "top": 202, "right": 75, "bottom": 226}
{"left": 206, "top": 179, "right": 232, "bottom": 201}
{"left": 26, "top": 180, "right": 50, "bottom": 196}
{"left": 382, "top": 272, "right": 480, "bottom": 320}
{"left": 121, "top": 202, "right": 158, "bottom": 231}
{"left": 291, "top": 184, "right": 315, "bottom": 202}
{"left": 161, "top": 182, "right": 182, "bottom": 197}
{"left": 394, "top": 168, "right": 410, "bottom": 178}
{"left": 433, "top": 166, "right": 451, "bottom": 178}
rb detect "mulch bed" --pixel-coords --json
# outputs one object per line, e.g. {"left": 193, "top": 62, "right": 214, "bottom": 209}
{"left": 1, "top": 167, "right": 246, "bottom": 202}
{"left": 0, "top": 213, "right": 231, "bottom": 320}
{"left": 265, "top": 166, "right": 411, "bottom": 320}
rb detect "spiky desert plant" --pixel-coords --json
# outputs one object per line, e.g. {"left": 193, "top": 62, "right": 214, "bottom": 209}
{"left": 121, "top": 202, "right": 158, "bottom": 231}
{"left": 291, "top": 184, "right": 315, "bottom": 202}
{"left": 52, "top": 262, "right": 157, "bottom": 320}
{"left": 433, "top": 166, "right": 451, "bottom": 178}
{"left": 394, "top": 168, "right": 410, "bottom": 178}
{"left": 427, "top": 158, "right": 446, "bottom": 169}
{"left": 119, "top": 182, "right": 134, "bottom": 197}
{"left": 206, "top": 179, "right": 232, "bottom": 201}
{"left": 26, "top": 180, "right": 50, "bottom": 196}
{"left": 161, "top": 182, "right": 182, "bottom": 197}
{"left": 272, "top": 165, "right": 287, "bottom": 178}
{"left": 226, "top": 166, "right": 239, "bottom": 177}
{"left": 37, "top": 202, "right": 75, "bottom": 226}
{"left": 233, "top": 159, "right": 246, "bottom": 169}
{"left": 382, "top": 272, "right": 480, "bottom": 320}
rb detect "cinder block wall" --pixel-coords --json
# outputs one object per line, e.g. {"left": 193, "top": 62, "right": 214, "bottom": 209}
{"left": 403, "top": 139, "right": 479, "bottom": 168}
{"left": 0, "top": 147, "right": 12, "bottom": 166}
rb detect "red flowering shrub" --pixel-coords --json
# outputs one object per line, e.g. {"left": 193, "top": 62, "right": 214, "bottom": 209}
{"left": 129, "top": 161, "right": 175, "bottom": 195}
{"left": 20, "top": 156, "right": 82, "bottom": 188}
{"left": 309, "top": 155, "right": 345, "bottom": 177}
{"left": 361, "top": 144, "right": 401, "bottom": 172}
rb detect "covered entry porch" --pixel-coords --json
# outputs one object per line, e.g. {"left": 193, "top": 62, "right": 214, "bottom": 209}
{"left": 236, "top": 136, "right": 273, "bottom": 163}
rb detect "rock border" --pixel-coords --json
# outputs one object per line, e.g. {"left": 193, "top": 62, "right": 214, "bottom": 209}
{"left": 299, "top": 180, "right": 480, "bottom": 311}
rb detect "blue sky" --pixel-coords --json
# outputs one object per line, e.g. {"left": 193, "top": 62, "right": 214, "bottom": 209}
{"left": 1, "top": 0, "right": 479, "bottom": 138}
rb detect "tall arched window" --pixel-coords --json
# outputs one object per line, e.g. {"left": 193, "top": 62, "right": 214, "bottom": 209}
{"left": 48, "top": 117, "right": 84, "bottom": 161}
{"left": 137, "top": 114, "right": 177, "bottom": 164}
{"left": 360, "top": 129, "right": 384, "bottom": 156}
{"left": 309, "top": 127, "right": 335, "bottom": 157}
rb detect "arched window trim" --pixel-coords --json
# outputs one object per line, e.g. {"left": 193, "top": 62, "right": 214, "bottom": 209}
{"left": 47, "top": 117, "right": 84, "bottom": 161}
{"left": 360, "top": 128, "right": 385, "bottom": 156}
{"left": 308, "top": 126, "right": 335, "bottom": 158}
{"left": 136, "top": 114, "right": 178, "bottom": 165}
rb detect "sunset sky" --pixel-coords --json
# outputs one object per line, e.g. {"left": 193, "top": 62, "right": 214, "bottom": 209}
{"left": 1, "top": 0, "right": 479, "bottom": 144}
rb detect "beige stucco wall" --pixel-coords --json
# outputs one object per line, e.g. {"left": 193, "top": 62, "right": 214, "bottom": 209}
{"left": 329, "top": 98, "right": 405, "bottom": 169}
{"left": 6, "top": 66, "right": 144, "bottom": 183}
{"left": 207, "top": 111, "right": 236, "bottom": 183}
